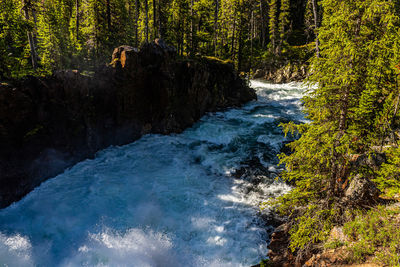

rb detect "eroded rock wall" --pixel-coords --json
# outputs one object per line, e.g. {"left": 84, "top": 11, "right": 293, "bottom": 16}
{"left": 0, "top": 40, "right": 256, "bottom": 208}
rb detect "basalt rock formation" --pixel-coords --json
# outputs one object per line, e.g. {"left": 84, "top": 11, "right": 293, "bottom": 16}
{"left": 0, "top": 39, "right": 256, "bottom": 208}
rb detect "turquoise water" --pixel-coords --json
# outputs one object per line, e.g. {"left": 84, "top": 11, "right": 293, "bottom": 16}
{"left": 0, "top": 81, "right": 305, "bottom": 267}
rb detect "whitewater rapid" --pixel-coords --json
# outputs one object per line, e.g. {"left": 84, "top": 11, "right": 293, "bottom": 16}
{"left": 0, "top": 80, "right": 305, "bottom": 267}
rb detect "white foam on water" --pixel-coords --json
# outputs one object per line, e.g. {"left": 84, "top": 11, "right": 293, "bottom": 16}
{"left": 0, "top": 233, "right": 33, "bottom": 267}
{"left": 0, "top": 80, "right": 305, "bottom": 267}
{"left": 61, "top": 228, "right": 176, "bottom": 267}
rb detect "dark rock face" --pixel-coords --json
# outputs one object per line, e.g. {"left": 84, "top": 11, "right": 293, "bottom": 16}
{"left": 253, "top": 63, "right": 308, "bottom": 83}
{"left": 344, "top": 174, "right": 380, "bottom": 206}
{"left": 267, "top": 223, "right": 296, "bottom": 267}
{"left": 0, "top": 41, "right": 256, "bottom": 208}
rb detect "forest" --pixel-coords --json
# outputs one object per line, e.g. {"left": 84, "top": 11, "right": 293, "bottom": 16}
{"left": 0, "top": 0, "right": 316, "bottom": 78}
{"left": 1, "top": 0, "right": 400, "bottom": 266}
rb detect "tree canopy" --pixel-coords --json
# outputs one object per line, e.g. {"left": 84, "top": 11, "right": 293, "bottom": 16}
{"left": 277, "top": 0, "right": 400, "bottom": 259}
{"left": 0, "top": 0, "right": 315, "bottom": 78}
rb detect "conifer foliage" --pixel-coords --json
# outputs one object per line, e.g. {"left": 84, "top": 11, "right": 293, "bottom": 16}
{"left": 278, "top": 0, "right": 400, "bottom": 254}
{"left": 0, "top": 0, "right": 315, "bottom": 78}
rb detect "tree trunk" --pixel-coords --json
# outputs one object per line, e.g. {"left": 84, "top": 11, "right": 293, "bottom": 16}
{"left": 260, "top": 0, "right": 267, "bottom": 48}
{"left": 31, "top": 7, "right": 38, "bottom": 46}
{"left": 238, "top": 30, "right": 242, "bottom": 71}
{"left": 153, "top": 0, "right": 157, "bottom": 38}
{"left": 190, "top": 0, "right": 194, "bottom": 54}
{"left": 145, "top": 0, "right": 149, "bottom": 42}
{"left": 106, "top": 0, "right": 111, "bottom": 30}
{"left": 158, "top": 0, "right": 162, "bottom": 38}
{"left": 269, "top": 0, "right": 277, "bottom": 54}
{"left": 22, "top": 0, "right": 37, "bottom": 69}
{"left": 391, "top": 87, "right": 400, "bottom": 144}
{"left": 213, "top": 0, "right": 219, "bottom": 56}
{"left": 329, "top": 85, "right": 350, "bottom": 197}
{"left": 177, "top": 17, "right": 183, "bottom": 55}
{"left": 231, "top": 17, "right": 236, "bottom": 62}
{"left": 250, "top": 11, "right": 253, "bottom": 71}
{"left": 311, "top": 0, "right": 320, "bottom": 57}
{"left": 76, "top": 0, "right": 79, "bottom": 40}
{"left": 329, "top": 17, "right": 363, "bottom": 197}
{"left": 135, "top": 0, "right": 139, "bottom": 46}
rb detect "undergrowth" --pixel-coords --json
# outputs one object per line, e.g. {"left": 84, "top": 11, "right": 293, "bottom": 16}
{"left": 343, "top": 206, "right": 400, "bottom": 265}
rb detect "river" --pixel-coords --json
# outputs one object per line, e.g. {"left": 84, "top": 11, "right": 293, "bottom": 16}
{"left": 0, "top": 80, "right": 305, "bottom": 267}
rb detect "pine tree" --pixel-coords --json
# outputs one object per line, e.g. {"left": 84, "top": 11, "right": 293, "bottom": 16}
{"left": 278, "top": 0, "right": 400, "bottom": 253}
{"left": 259, "top": 0, "right": 267, "bottom": 48}
{"left": 1, "top": 0, "right": 315, "bottom": 76}
{"left": 0, "top": 0, "right": 30, "bottom": 77}
{"left": 22, "top": 0, "right": 38, "bottom": 69}
{"left": 37, "top": 0, "right": 75, "bottom": 70}
{"left": 268, "top": 0, "right": 278, "bottom": 54}
{"left": 213, "top": 0, "right": 219, "bottom": 56}
{"left": 278, "top": 0, "right": 290, "bottom": 54}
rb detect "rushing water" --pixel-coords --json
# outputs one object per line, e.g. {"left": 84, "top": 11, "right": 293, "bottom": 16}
{"left": 0, "top": 80, "right": 305, "bottom": 267}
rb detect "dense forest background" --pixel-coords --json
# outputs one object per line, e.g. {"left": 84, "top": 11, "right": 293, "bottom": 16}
{"left": 2, "top": 0, "right": 400, "bottom": 265}
{"left": 0, "top": 0, "right": 317, "bottom": 78}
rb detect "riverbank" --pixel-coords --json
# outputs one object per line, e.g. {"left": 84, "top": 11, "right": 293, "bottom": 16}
{"left": 254, "top": 80, "right": 400, "bottom": 266}
{"left": 0, "top": 39, "right": 256, "bottom": 208}
{"left": 0, "top": 80, "right": 302, "bottom": 266}
{"left": 262, "top": 141, "right": 400, "bottom": 266}
{"left": 265, "top": 200, "right": 400, "bottom": 266}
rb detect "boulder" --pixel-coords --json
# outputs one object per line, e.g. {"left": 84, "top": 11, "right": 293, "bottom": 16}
{"left": 329, "top": 226, "right": 349, "bottom": 243}
{"left": 111, "top": 45, "right": 139, "bottom": 69}
{"left": 252, "top": 69, "right": 265, "bottom": 79}
{"left": 344, "top": 174, "right": 380, "bottom": 205}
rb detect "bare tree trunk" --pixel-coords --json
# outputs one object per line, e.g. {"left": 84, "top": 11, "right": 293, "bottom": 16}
{"left": 260, "top": 0, "right": 266, "bottom": 48}
{"left": 237, "top": 4, "right": 245, "bottom": 71}
{"left": 106, "top": 0, "right": 111, "bottom": 30}
{"left": 145, "top": 0, "right": 149, "bottom": 42}
{"left": 31, "top": 7, "right": 38, "bottom": 45}
{"left": 231, "top": 17, "right": 236, "bottom": 62}
{"left": 190, "top": 0, "right": 194, "bottom": 54}
{"left": 22, "top": 0, "right": 37, "bottom": 69}
{"left": 158, "top": 0, "right": 162, "bottom": 38}
{"left": 76, "top": 0, "right": 79, "bottom": 39}
{"left": 311, "top": 0, "right": 320, "bottom": 57}
{"left": 135, "top": 0, "right": 139, "bottom": 46}
{"left": 95, "top": 6, "right": 100, "bottom": 61}
{"left": 213, "top": 0, "right": 219, "bottom": 56}
{"left": 180, "top": 20, "right": 184, "bottom": 56}
{"left": 238, "top": 29, "right": 242, "bottom": 71}
{"left": 153, "top": 0, "right": 157, "bottom": 38}
{"left": 177, "top": 17, "right": 183, "bottom": 55}
{"left": 269, "top": 1, "right": 277, "bottom": 54}
{"left": 250, "top": 10, "right": 254, "bottom": 72}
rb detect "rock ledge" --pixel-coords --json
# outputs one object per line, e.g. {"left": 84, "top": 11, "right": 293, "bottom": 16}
{"left": 0, "top": 40, "right": 256, "bottom": 208}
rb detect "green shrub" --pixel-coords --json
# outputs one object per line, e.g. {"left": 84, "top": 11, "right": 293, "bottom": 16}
{"left": 375, "top": 147, "right": 400, "bottom": 198}
{"left": 288, "top": 204, "right": 337, "bottom": 252}
{"left": 324, "top": 239, "right": 346, "bottom": 250}
{"left": 343, "top": 206, "right": 400, "bottom": 265}
{"left": 259, "top": 259, "right": 272, "bottom": 267}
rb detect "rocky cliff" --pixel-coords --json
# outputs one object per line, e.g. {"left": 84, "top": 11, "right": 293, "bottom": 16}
{"left": 252, "top": 62, "right": 308, "bottom": 84}
{"left": 0, "top": 40, "right": 256, "bottom": 208}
